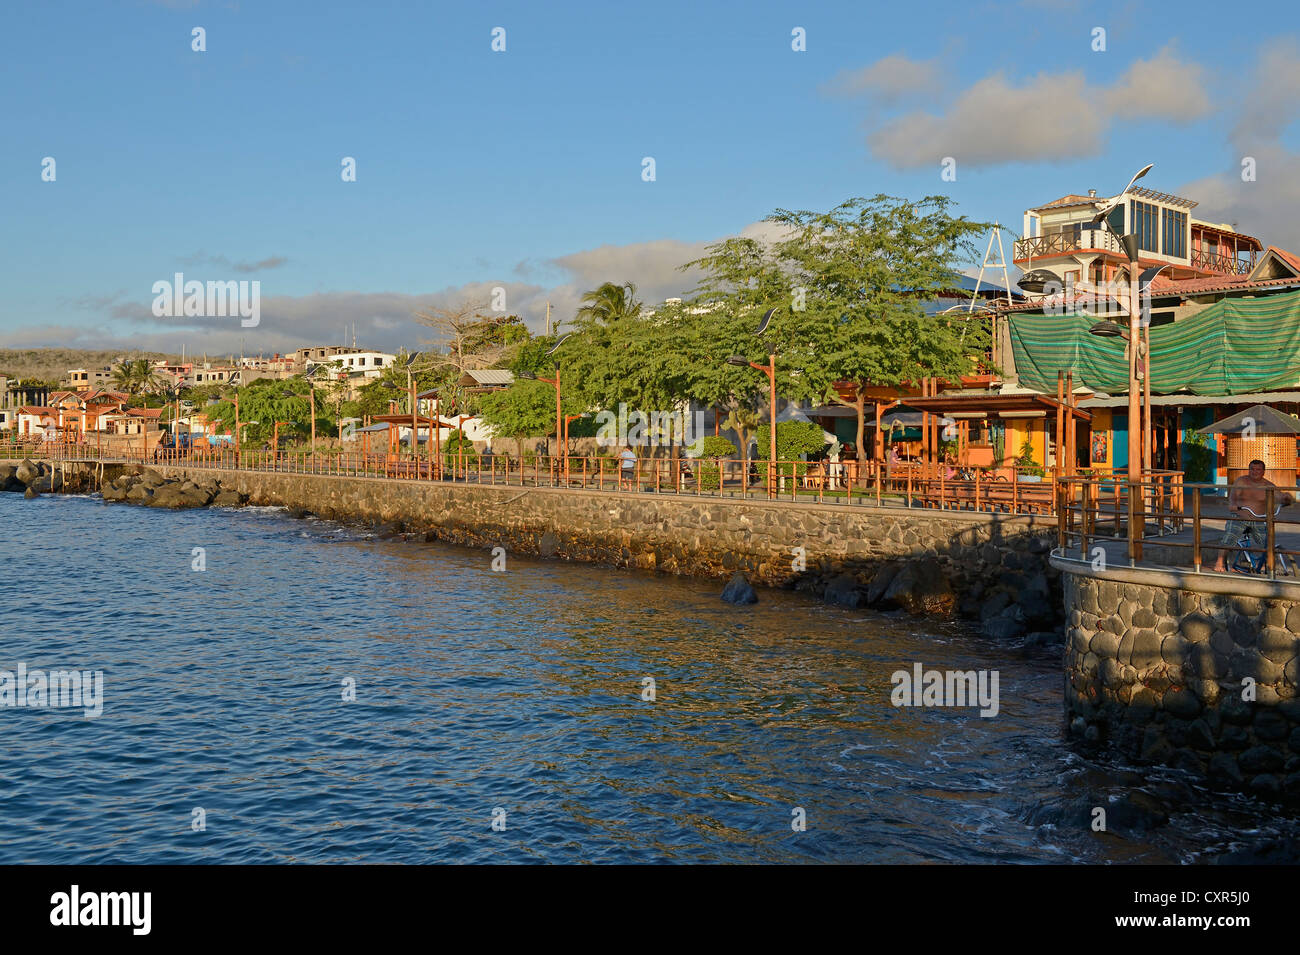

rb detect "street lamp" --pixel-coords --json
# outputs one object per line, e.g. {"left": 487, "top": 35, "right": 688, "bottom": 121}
{"left": 726, "top": 305, "right": 780, "bottom": 499}
{"left": 284, "top": 388, "right": 316, "bottom": 467}
{"left": 1086, "top": 163, "right": 1153, "bottom": 482}
{"left": 520, "top": 333, "right": 573, "bottom": 483}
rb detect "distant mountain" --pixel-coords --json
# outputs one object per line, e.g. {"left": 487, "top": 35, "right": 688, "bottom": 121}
{"left": 0, "top": 348, "right": 183, "bottom": 384}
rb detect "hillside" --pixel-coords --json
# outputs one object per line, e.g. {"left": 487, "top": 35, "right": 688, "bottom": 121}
{"left": 0, "top": 348, "right": 183, "bottom": 384}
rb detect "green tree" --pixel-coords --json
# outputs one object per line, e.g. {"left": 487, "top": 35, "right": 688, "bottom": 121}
{"left": 686, "top": 195, "right": 990, "bottom": 463}
{"left": 576, "top": 281, "right": 642, "bottom": 325}
{"left": 478, "top": 380, "right": 558, "bottom": 458}
{"left": 205, "top": 380, "right": 312, "bottom": 447}
{"left": 755, "top": 420, "right": 828, "bottom": 478}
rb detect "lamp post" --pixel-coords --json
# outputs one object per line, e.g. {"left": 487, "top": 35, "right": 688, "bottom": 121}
{"left": 1086, "top": 163, "right": 1153, "bottom": 483}
{"left": 284, "top": 387, "right": 316, "bottom": 468}
{"left": 519, "top": 333, "right": 572, "bottom": 484}
{"left": 725, "top": 308, "right": 780, "bottom": 499}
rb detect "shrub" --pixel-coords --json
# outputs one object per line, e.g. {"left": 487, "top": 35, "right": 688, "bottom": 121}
{"left": 754, "top": 420, "right": 827, "bottom": 479}
{"left": 690, "top": 435, "right": 738, "bottom": 460}
{"left": 441, "top": 432, "right": 479, "bottom": 469}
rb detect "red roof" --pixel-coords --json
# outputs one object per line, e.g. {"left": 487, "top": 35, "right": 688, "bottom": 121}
{"left": 1271, "top": 247, "right": 1300, "bottom": 274}
{"left": 16, "top": 406, "right": 54, "bottom": 415}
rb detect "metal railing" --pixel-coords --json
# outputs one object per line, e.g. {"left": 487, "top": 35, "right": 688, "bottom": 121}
{"left": 1, "top": 441, "right": 1118, "bottom": 515}
{"left": 1014, "top": 228, "right": 1123, "bottom": 260}
{"left": 1055, "top": 473, "right": 1300, "bottom": 580}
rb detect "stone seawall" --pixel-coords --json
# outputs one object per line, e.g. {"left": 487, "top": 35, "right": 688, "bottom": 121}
{"left": 1056, "top": 557, "right": 1300, "bottom": 800}
{"left": 126, "top": 464, "right": 1062, "bottom": 632}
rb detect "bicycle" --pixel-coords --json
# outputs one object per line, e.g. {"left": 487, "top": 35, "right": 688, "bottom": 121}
{"left": 1227, "top": 505, "right": 1294, "bottom": 576}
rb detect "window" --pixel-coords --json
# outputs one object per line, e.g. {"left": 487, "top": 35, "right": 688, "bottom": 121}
{"left": 1161, "top": 208, "right": 1187, "bottom": 259}
{"left": 1130, "top": 200, "right": 1159, "bottom": 253}
{"left": 1106, "top": 205, "right": 1125, "bottom": 236}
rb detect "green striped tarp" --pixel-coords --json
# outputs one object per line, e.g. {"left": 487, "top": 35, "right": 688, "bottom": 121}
{"left": 1009, "top": 290, "right": 1300, "bottom": 395}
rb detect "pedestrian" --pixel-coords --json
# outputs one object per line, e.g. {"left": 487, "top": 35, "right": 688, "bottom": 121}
{"left": 619, "top": 445, "right": 637, "bottom": 491}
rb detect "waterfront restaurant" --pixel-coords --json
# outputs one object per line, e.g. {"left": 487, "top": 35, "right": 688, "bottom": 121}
{"left": 893, "top": 184, "right": 1300, "bottom": 485}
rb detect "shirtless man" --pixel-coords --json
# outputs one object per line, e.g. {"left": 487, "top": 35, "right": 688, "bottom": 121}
{"left": 1212, "top": 459, "right": 1295, "bottom": 571}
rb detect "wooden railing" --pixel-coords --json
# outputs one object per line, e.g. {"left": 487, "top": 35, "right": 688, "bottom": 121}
{"left": 1053, "top": 473, "right": 1300, "bottom": 580}
{"left": 5, "top": 441, "right": 1186, "bottom": 519}
{"left": 1189, "top": 248, "right": 1253, "bottom": 275}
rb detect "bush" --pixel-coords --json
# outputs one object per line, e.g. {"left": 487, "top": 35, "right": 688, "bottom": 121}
{"left": 441, "top": 432, "right": 479, "bottom": 469}
{"left": 1016, "top": 437, "right": 1044, "bottom": 477}
{"left": 690, "top": 435, "right": 738, "bottom": 459}
{"left": 754, "top": 420, "right": 827, "bottom": 479}
{"left": 697, "top": 460, "right": 722, "bottom": 490}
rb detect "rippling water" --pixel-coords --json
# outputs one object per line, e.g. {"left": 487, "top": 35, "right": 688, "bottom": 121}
{"left": 2, "top": 492, "right": 1297, "bottom": 863}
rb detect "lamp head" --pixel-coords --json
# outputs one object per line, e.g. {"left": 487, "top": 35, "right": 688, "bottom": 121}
{"left": 725, "top": 355, "right": 750, "bottom": 367}
{"left": 1088, "top": 320, "right": 1126, "bottom": 338}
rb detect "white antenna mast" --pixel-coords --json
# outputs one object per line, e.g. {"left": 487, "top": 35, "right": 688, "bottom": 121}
{"left": 968, "top": 223, "right": 1014, "bottom": 311}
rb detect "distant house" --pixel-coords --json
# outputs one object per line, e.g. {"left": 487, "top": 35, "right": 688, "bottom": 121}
{"left": 456, "top": 369, "right": 514, "bottom": 393}
{"left": 104, "top": 407, "right": 163, "bottom": 436}
{"left": 15, "top": 406, "right": 57, "bottom": 438}
{"left": 62, "top": 366, "right": 114, "bottom": 389}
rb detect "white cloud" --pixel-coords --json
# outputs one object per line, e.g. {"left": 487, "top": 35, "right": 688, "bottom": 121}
{"left": 822, "top": 55, "right": 944, "bottom": 104}
{"left": 28, "top": 223, "right": 793, "bottom": 354}
{"left": 861, "top": 47, "right": 1212, "bottom": 169}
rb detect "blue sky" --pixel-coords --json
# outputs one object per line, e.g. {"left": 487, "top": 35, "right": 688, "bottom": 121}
{"left": 1, "top": 0, "right": 1297, "bottom": 356}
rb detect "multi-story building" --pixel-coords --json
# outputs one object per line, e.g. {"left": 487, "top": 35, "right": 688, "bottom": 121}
{"left": 1014, "top": 187, "right": 1264, "bottom": 291}
{"left": 0, "top": 376, "right": 50, "bottom": 431}
{"left": 324, "top": 351, "right": 395, "bottom": 378}
{"left": 63, "top": 366, "right": 115, "bottom": 389}
{"left": 292, "top": 345, "right": 363, "bottom": 368}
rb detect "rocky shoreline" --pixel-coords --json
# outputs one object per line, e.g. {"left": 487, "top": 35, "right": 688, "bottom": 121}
{"left": 3, "top": 457, "right": 1064, "bottom": 645}
{"left": 2, "top": 459, "right": 249, "bottom": 509}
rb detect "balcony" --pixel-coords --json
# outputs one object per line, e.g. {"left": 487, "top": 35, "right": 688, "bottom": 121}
{"left": 1014, "top": 228, "right": 1124, "bottom": 260}
{"left": 1189, "top": 248, "right": 1254, "bottom": 275}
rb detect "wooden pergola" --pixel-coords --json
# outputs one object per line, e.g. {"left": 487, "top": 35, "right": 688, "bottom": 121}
{"left": 901, "top": 375, "right": 1091, "bottom": 476}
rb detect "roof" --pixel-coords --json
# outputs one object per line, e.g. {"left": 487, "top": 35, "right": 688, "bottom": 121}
{"left": 457, "top": 369, "right": 514, "bottom": 387}
{"left": 124, "top": 407, "right": 163, "bottom": 419}
{"left": 1030, "top": 194, "right": 1099, "bottom": 212}
{"left": 902, "top": 390, "right": 1091, "bottom": 421}
{"left": 1080, "top": 391, "right": 1300, "bottom": 409}
{"left": 1197, "top": 404, "right": 1300, "bottom": 436}
{"left": 16, "top": 405, "right": 54, "bottom": 415}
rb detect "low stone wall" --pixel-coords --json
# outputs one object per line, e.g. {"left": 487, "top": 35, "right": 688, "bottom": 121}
{"left": 1057, "top": 556, "right": 1300, "bottom": 799}
{"left": 118, "top": 463, "right": 1061, "bottom": 631}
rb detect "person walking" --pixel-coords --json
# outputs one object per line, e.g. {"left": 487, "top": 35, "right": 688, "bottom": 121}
{"left": 619, "top": 445, "right": 637, "bottom": 491}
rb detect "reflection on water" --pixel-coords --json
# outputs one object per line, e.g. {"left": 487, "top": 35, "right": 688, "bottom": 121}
{"left": 0, "top": 494, "right": 1296, "bottom": 863}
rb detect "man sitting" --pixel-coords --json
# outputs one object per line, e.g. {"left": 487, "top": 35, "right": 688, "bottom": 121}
{"left": 1213, "top": 459, "right": 1295, "bottom": 572}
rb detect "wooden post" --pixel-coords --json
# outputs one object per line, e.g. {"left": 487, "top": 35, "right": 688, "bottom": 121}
{"left": 1192, "top": 490, "right": 1202, "bottom": 572}
{"left": 1056, "top": 370, "right": 1064, "bottom": 476}
{"left": 1267, "top": 487, "right": 1277, "bottom": 578}
{"left": 1065, "top": 371, "right": 1074, "bottom": 476}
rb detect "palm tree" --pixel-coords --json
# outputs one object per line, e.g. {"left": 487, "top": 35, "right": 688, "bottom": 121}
{"left": 133, "top": 359, "right": 167, "bottom": 397}
{"left": 110, "top": 360, "right": 137, "bottom": 394}
{"left": 576, "top": 281, "right": 642, "bottom": 325}
{"left": 109, "top": 358, "right": 166, "bottom": 401}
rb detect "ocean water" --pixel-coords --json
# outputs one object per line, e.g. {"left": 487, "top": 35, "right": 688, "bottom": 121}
{"left": 1, "top": 492, "right": 1297, "bottom": 864}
